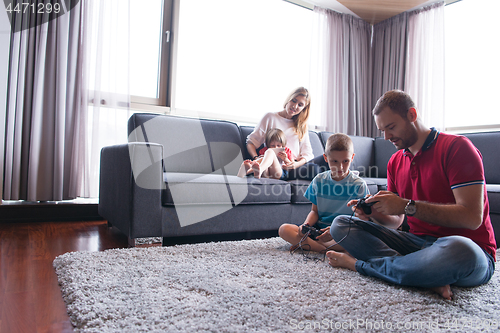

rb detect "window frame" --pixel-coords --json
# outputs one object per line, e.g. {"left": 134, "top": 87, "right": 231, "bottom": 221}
{"left": 129, "top": 0, "right": 175, "bottom": 113}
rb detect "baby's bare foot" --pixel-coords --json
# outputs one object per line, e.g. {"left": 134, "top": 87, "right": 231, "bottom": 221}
{"left": 326, "top": 251, "right": 357, "bottom": 271}
{"left": 251, "top": 162, "right": 262, "bottom": 179}
{"left": 237, "top": 160, "right": 253, "bottom": 177}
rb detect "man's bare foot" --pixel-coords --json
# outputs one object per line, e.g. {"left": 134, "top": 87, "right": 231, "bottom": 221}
{"left": 431, "top": 285, "right": 453, "bottom": 300}
{"left": 251, "top": 161, "right": 262, "bottom": 179}
{"left": 326, "top": 251, "right": 357, "bottom": 272}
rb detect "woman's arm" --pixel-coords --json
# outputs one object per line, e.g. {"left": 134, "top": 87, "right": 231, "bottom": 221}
{"left": 282, "top": 157, "right": 306, "bottom": 170}
{"left": 246, "top": 142, "right": 259, "bottom": 160}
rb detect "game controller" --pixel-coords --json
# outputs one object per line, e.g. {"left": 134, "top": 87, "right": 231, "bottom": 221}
{"left": 301, "top": 224, "right": 323, "bottom": 238}
{"left": 357, "top": 198, "right": 377, "bottom": 215}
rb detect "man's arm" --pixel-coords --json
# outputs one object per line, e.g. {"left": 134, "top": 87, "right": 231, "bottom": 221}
{"left": 351, "top": 196, "right": 404, "bottom": 230}
{"left": 368, "top": 185, "right": 484, "bottom": 230}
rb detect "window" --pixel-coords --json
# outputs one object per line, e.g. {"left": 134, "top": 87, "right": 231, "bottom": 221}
{"left": 444, "top": 0, "right": 500, "bottom": 132}
{"left": 129, "top": 0, "right": 163, "bottom": 100}
{"left": 171, "top": 0, "right": 313, "bottom": 124}
{"left": 130, "top": 0, "right": 174, "bottom": 108}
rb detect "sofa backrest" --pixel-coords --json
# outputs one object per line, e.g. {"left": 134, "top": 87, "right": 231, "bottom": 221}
{"left": 319, "top": 132, "right": 376, "bottom": 177}
{"left": 462, "top": 132, "right": 500, "bottom": 184}
{"left": 239, "top": 126, "right": 255, "bottom": 160}
{"left": 308, "top": 131, "right": 326, "bottom": 158}
{"left": 374, "top": 137, "right": 399, "bottom": 178}
{"left": 128, "top": 113, "right": 244, "bottom": 175}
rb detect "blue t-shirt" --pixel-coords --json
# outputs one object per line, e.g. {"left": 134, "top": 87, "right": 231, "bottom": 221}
{"left": 304, "top": 170, "right": 369, "bottom": 228}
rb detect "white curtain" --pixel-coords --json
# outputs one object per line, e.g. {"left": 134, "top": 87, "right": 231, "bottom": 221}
{"left": 405, "top": 2, "right": 445, "bottom": 131}
{"left": 4, "top": 2, "right": 86, "bottom": 201}
{"left": 371, "top": 13, "right": 408, "bottom": 137}
{"left": 310, "top": 7, "right": 372, "bottom": 136}
{"left": 312, "top": 2, "right": 445, "bottom": 137}
{"left": 83, "top": 0, "right": 132, "bottom": 198}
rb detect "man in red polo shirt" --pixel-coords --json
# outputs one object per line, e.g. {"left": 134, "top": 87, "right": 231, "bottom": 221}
{"left": 326, "top": 90, "right": 496, "bottom": 300}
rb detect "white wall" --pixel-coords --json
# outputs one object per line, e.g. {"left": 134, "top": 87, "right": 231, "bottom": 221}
{"left": 0, "top": 6, "right": 11, "bottom": 203}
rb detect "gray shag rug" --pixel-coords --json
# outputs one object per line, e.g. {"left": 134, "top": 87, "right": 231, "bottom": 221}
{"left": 53, "top": 237, "right": 500, "bottom": 332}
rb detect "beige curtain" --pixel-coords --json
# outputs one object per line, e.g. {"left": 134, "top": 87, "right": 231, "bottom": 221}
{"left": 312, "top": 2, "right": 445, "bottom": 137}
{"left": 4, "top": 2, "right": 86, "bottom": 201}
{"left": 310, "top": 7, "right": 372, "bottom": 136}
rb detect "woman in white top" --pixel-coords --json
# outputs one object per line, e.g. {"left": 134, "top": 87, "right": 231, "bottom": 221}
{"left": 246, "top": 87, "right": 316, "bottom": 179}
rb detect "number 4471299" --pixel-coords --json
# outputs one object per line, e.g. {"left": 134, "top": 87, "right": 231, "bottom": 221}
{"left": 6, "top": 2, "right": 62, "bottom": 14}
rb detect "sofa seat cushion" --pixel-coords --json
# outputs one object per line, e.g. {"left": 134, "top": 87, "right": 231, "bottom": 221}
{"left": 362, "top": 177, "right": 387, "bottom": 194}
{"left": 487, "top": 184, "right": 500, "bottom": 214}
{"left": 161, "top": 173, "right": 291, "bottom": 206}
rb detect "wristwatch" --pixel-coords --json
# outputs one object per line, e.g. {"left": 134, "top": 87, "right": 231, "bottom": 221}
{"left": 404, "top": 199, "right": 417, "bottom": 216}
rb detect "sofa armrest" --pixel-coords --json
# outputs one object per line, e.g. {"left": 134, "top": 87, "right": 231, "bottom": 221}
{"left": 98, "top": 143, "right": 164, "bottom": 239}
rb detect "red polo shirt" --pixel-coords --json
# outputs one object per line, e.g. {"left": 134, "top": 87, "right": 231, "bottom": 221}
{"left": 387, "top": 129, "right": 496, "bottom": 260}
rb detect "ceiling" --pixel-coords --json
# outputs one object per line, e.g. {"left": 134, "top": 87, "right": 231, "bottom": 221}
{"left": 303, "top": 0, "right": 452, "bottom": 24}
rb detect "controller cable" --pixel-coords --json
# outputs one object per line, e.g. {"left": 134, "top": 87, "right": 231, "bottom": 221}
{"left": 290, "top": 199, "right": 370, "bottom": 262}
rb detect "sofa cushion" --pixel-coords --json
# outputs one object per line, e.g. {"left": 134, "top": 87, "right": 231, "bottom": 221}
{"left": 239, "top": 126, "right": 255, "bottom": 160}
{"left": 487, "top": 184, "right": 500, "bottom": 215}
{"left": 349, "top": 136, "right": 375, "bottom": 177}
{"left": 161, "top": 173, "right": 291, "bottom": 206}
{"left": 308, "top": 131, "right": 325, "bottom": 157}
{"left": 462, "top": 132, "right": 500, "bottom": 185}
{"left": 289, "top": 180, "right": 312, "bottom": 204}
{"left": 374, "top": 137, "right": 398, "bottom": 178}
{"left": 320, "top": 132, "right": 375, "bottom": 177}
{"left": 363, "top": 177, "right": 387, "bottom": 194}
{"left": 128, "top": 113, "right": 244, "bottom": 175}
{"left": 362, "top": 178, "right": 380, "bottom": 195}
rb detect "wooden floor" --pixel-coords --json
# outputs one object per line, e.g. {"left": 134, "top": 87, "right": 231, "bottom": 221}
{"left": 0, "top": 220, "right": 145, "bottom": 333}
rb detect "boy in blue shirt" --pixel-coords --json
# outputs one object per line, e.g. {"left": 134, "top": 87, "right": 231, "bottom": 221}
{"left": 279, "top": 133, "right": 369, "bottom": 252}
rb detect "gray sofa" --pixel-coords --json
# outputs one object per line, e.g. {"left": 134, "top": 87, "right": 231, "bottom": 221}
{"left": 98, "top": 113, "right": 500, "bottom": 247}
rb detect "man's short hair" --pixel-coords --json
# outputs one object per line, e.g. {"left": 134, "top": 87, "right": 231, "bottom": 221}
{"left": 265, "top": 128, "right": 287, "bottom": 147}
{"left": 325, "top": 133, "right": 353, "bottom": 155}
{"left": 372, "top": 90, "right": 415, "bottom": 119}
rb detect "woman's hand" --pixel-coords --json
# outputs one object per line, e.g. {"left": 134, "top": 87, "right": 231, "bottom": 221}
{"left": 282, "top": 160, "right": 296, "bottom": 170}
{"left": 282, "top": 158, "right": 306, "bottom": 170}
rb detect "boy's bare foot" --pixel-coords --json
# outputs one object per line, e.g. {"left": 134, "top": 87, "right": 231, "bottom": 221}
{"left": 431, "top": 285, "right": 453, "bottom": 300}
{"left": 251, "top": 161, "right": 262, "bottom": 179}
{"left": 326, "top": 251, "right": 357, "bottom": 271}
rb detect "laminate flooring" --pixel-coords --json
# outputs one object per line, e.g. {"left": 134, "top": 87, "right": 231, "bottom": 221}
{"left": 0, "top": 220, "right": 147, "bottom": 333}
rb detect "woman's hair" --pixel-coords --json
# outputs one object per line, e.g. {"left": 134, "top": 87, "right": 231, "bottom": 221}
{"left": 265, "top": 128, "right": 287, "bottom": 147}
{"left": 324, "top": 133, "right": 353, "bottom": 155}
{"left": 372, "top": 90, "right": 415, "bottom": 119}
{"left": 283, "top": 87, "right": 311, "bottom": 141}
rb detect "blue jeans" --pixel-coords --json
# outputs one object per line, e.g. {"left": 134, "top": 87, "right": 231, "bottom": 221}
{"left": 330, "top": 216, "right": 495, "bottom": 288}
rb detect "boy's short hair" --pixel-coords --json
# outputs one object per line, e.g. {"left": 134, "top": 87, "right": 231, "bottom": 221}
{"left": 324, "top": 133, "right": 353, "bottom": 155}
{"left": 265, "top": 128, "right": 287, "bottom": 147}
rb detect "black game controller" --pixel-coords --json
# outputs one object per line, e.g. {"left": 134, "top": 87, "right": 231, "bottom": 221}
{"left": 301, "top": 225, "right": 323, "bottom": 238}
{"left": 357, "top": 198, "right": 377, "bottom": 215}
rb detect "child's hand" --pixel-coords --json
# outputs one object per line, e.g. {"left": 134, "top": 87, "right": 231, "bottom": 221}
{"left": 317, "top": 227, "right": 333, "bottom": 242}
{"left": 348, "top": 198, "right": 371, "bottom": 220}
{"left": 277, "top": 151, "right": 288, "bottom": 161}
